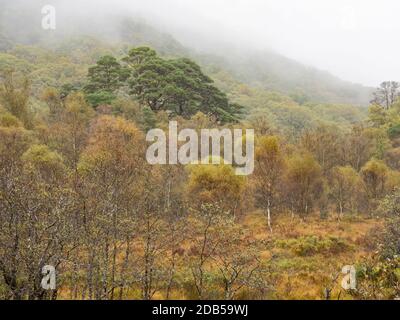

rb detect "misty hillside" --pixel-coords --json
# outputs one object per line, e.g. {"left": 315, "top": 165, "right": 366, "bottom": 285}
{"left": 0, "top": 0, "right": 372, "bottom": 107}
{"left": 3, "top": 0, "right": 400, "bottom": 302}
{"left": 214, "top": 50, "right": 373, "bottom": 106}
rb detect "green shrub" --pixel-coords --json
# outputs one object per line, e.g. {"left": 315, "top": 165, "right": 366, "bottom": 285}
{"left": 0, "top": 112, "right": 23, "bottom": 127}
{"left": 388, "top": 123, "right": 400, "bottom": 139}
{"left": 275, "top": 235, "right": 349, "bottom": 256}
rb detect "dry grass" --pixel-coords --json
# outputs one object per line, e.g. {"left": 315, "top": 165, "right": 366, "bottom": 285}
{"left": 57, "top": 210, "right": 384, "bottom": 300}
{"left": 240, "top": 210, "right": 384, "bottom": 299}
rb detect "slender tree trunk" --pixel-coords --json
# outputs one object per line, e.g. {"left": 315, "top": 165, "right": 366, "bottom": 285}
{"left": 72, "top": 260, "right": 78, "bottom": 300}
{"left": 102, "top": 239, "right": 110, "bottom": 300}
{"left": 166, "top": 251, "right": 177, "bottom": 300}
{"left": 119, "top": 237, "right": 131, "bottom": 300}
{"left": 110, "top": 211, "right": 118, "bottom": 300}
{"left": 267, "top": 199, "right": 272, "bottom": 233}
{"left": 87, "top": 250, "right": 94, "bottom": 300}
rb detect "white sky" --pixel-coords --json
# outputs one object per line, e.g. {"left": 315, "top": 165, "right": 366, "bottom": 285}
{"left": 55, "top": 0, "right": 400, "bottom": 86}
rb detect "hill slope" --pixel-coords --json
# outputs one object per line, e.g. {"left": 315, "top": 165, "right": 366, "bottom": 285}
{"left": 0, "top": 0, "right": 373, "bottom": 106}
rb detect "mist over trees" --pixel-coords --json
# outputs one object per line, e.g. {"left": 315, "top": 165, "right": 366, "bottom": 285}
{"left": 0, "top": 0, "right": 375, "bottom": 106}
{"left": 1, "top": 0, "right": 400, "bottom": 300}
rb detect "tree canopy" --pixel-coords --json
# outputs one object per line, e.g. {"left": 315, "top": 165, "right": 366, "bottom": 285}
{"left": 122, "top": 47, "right": 243, "bottom": 122}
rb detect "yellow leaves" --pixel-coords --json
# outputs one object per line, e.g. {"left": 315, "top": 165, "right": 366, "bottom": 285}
{"left": 329, "top": 166, "right": 363, "bottom": 212}
{"left": 40, "top": 87, "right": 59, "bottom": 103}
{"left": 65, "top": 92, "right": 94, "bottom": 118}
{"left": 0, "top": 111, "right": 23, "bottom": 128}
{"left": 331, "top": 166, "right": 360, "bottom": 184}
{"left": 78, "top": 115, "right": 146, "bottom": 176}
{"left": 255, "top": 135, "right": 280, "bottom": 159}
{"left": 20, "top": 144, "right": 68, "bottom": 183}
{"left": 188, "top": 163, "right": 242, "bottom": 189}
{"left": 22, "top": 144, "right": 65, "bottom": 173}
{"left": 77, "top": 149, "right": 113, "bottom": 174}
{"left": 0, "top": 69, "right": 32, "bottom": 128}
{"left": 394, "top": 268, "right": 400, "bottom": 281}
{"left": 361, "top": 159, "right": 391, "bottom": 200}
{"left": 386, "top": 171, "right": 400, "bottom": 192}
{"left": 361, "top": 160, "right": 400, "bottom": 196}
{"left": 88, "top": 115, "right": 144, "bottom": 147}
{"left": 286, "top": 153, "right": 322, "bottom": 181}
{"left": 361, "top": 159, "right": 389, "bottom": 180}
{"left": 186, "top": 163, "right": 245, "bottom": 211}
{"left": 0, "top": 124, "right": 33, "bottom": 160}
{"left": 369, "top": 104, "right": 388, "bottom": 127}
{"left": 284, "top": 153, "right": 324, "bottom": 215}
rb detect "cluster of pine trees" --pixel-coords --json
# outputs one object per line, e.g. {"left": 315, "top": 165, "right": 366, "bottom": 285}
{"left": 83, "top": 47, "right": 243, "bottom": 123}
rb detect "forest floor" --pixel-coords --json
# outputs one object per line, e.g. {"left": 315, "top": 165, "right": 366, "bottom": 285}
{"left": 241, "top": 211, "right": 384, "bottom": 299}
{"left": 57, "top": 211, "right": 383, "bottom": 300}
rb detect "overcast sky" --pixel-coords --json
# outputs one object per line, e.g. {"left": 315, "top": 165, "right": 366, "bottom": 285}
{"left": 46, "top": 0, "right": 400, "bottom": 86}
